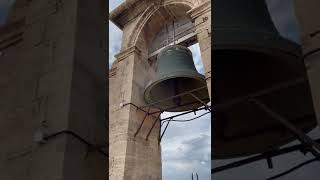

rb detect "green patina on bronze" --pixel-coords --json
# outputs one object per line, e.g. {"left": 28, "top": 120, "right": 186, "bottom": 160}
{"left": 144, "top": 45, "right": 210, "bottom": 112}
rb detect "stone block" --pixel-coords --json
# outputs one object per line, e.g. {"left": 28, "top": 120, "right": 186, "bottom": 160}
{"left": 36, "top": 66, "right": 72, "bottom": 98}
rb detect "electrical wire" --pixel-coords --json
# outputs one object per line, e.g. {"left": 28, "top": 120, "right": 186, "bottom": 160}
{"left": 162, "top": 112, "right": 210, "bottom": 123}
{"left": 266, "top": 157, "right": 320, "bottom": 180}
{"left": 45, "top": 130, "right": 108, "bottom": 157}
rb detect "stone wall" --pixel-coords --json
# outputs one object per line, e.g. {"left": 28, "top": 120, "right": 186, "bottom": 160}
{"left": 294, "top": 0, "right": 320, "bottom": 125}
{"left": 0, "top": 0, "right": 107, "bottom": 179}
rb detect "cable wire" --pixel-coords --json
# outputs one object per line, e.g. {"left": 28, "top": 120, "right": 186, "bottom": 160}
{"left": 266, "top": 157, "right": 320, "bottom": 180}
{"left": 45, "top": 130, "right": 108, "bottom": 157}
{"left": 162, "top": 112, "right": 210, "bottom": 123}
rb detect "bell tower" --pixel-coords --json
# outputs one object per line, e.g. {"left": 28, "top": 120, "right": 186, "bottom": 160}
{"left": 109, "top": 0, "right": 211, "bottom": 179}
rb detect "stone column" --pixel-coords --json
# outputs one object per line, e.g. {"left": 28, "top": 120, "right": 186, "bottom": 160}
{"left": 189, "top": 1, "right": 212, "bottom": 99}
{"left": 294, "top": 0, "right": 320, "bottom": 125}
{"left": 0, "top": 0, "right": 107, "bottom": 179}
{"left": 109, "top": 46, "right": 162, "bottom": 180}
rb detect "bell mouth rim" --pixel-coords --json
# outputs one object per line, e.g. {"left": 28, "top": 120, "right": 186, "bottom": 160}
{"left": 213, "top": 125, "right": 316, "bottom": 160}
{"left": 144, "top": 72, "right": 208, "bottom": 106}
{"left": 157, "top": 44, "right": 193, "bottom": 60}
{"left": 214, "top": 29, "right": 302, "bottom": 59}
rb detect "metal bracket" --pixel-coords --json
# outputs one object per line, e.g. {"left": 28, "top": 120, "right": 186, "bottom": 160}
{"left": 126, "top": 86, "right": 211, "bottom": 141}
{"left": 189, "top": 92, "right": 211, "bottom": 112}
{"left": 160, "top": 119, "right": 171, "bottom": 142}
{"left": 249, "top": 98, "right": 320, "bottom": 156}
{"left": 134, "top": 107, "right": 151, "bottom": 137}
{"left": 146, "top": 112, "right": 162, "bottom": 140}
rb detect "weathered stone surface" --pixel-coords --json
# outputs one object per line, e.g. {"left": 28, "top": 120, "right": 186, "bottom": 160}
{"left": 189, "top": 1, "right": 211, "bottom": 98}
{"left": 109, "top": 0, "right": 211, "bottom": 179}
{"left": 294, "top": 0, "right": 320, "bottom": 125}
{"left": 0, "top": 0, "right": 107, "bottom": 180}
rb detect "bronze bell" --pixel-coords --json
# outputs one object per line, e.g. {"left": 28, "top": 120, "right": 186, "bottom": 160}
{"left": 213, "top": 0, "right": 317, "bottom": 159}
{"left": 144, "top": 45, "right": 210, "bottom": 112}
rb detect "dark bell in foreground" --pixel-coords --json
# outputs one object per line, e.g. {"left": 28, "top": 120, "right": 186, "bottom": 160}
{"left": 213, "top": 0, "right": 317, "bottom": 159}
{"left": 144, "top": 45, "right": 210, "bottom": 112}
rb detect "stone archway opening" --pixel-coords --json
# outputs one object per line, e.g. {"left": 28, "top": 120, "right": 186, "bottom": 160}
{"left": 134, "top": 4, "right": 211, "bottom": 178}
{"left": 109, "top": 0, "right": 211, "bottom": 179}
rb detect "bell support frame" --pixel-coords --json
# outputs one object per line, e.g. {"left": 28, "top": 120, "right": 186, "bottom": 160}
{"left": 121, "top": 86, "right": 211, "bottom": 142}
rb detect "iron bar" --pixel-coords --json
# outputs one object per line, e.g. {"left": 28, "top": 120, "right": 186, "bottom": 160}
{"left": 160, "top": 120, "right": 171, "bottom": 141}
{"left": 217, "top": 114, "right": 315, "bottom": 143}
{"left": 173, "top": 21, "right": 176, "bottom": 45}
{"left": 44, "top": 130, "right": 107, "bottom": 157}
{"left": 158, "top": 118, "right": 161, "bottom": 143}
{"left": 215, "top": 77, "right": 306, "bottom": 110}
{"left": 267, "top": 157, "right": 273, "bottom": 169}
{"left": 189, "top": 93, "right": 211, "bottom": 112}
{"left": 140, "top": 86, "right": 207, "bottom": 108}
{"left": 166, "top": 24, "right": 169, "bottom": 46}
{"left": 266, "top": 157, "right": 320, "bottom": 180}
{"left": 122, "top": 102, "right": 148, "bottom": 113}
{"left": 162, "top": 112, "right": 210, "bottom": 123}
{"left": 159, "top": 112, "right": 210, "bottom": 142}
{"left": 121, "top": 102, "right": 158, "bottom": 119}
{"left": 134, "top": 107, "right": 151, "bottom": 137}
{"left": 250, "top": 98, "right": 320, "bottom": 154}
{"left": 212, "top": 138, "right": 320, "bottom": 173}
{"left": 146, "top": 112, "right": 162, "bottom": 140}
{"left": 148, "top": 98, "right": 210, "bottom": 115}
{"left": 303, "top": 48, "right": 320, "bottom": 59}
{"left": 148, "top": 32, "right": 197, "bottom": 59}
{"left": 161, "top": 107, "right": 209, "bottom": 121}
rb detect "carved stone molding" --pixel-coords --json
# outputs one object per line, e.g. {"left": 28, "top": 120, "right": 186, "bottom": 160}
{"left": 188, "top": 0, "right": 211, "bottom": 20}
{"left": 114, "top": 45, "right": 142, "bottom": 63}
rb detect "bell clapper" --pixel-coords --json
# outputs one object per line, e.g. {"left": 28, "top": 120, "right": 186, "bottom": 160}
{"left": 172, "top": 78, "right": 182, "bottom": 106}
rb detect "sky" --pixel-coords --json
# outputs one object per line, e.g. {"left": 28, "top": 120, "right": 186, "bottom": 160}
{"left": 0, "top": 0, "right": 14, "bottom": 25}
{"left": 108, "top": 0, "right": 123, "bottom": 69}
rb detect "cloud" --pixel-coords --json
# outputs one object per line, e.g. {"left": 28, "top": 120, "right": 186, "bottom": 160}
{"left": 109, "top": 0, "right": 124, "bottom": 12}
{"left": 189, "top": 44, "right": 205, "bottom": 75}
{"left": 108, "top": 22, "right": 122, "bottom": 68}
{"left": 161, "top": 110, "right": 211, "bottom": 179}
{"left": 108, "top": 0, "right": 124, "bottom": 69}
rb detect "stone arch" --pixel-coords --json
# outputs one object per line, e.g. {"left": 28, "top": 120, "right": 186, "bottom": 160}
{"left": 109, "top": 1, "right": 211, "bottom": 179}
{"left": 127, "top": 0, "right": 198, "bottom": 52}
